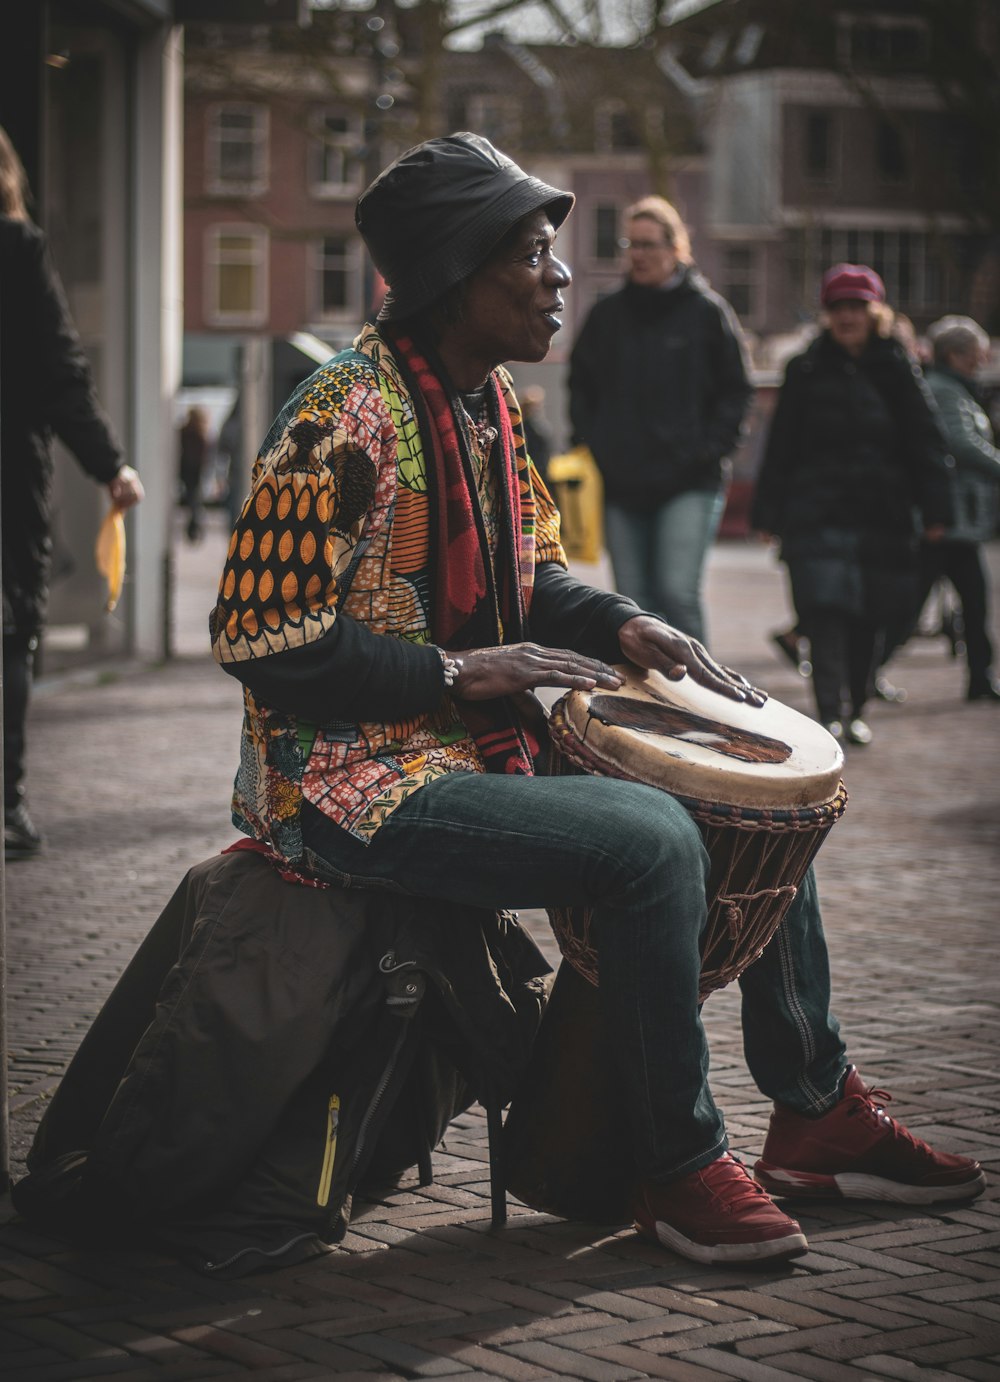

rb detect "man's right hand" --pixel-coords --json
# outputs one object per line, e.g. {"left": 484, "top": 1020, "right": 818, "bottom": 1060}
{"left": 450, "top": 644, "right": 623, "bottom": 700}
{"left": 108, "top": 465, "right": 144, "bottom": 510}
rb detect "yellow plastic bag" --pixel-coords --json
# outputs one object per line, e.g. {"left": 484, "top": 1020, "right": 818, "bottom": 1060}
{"left": 546, "top": 445, "right": 604, "bottom": 564}
{"left": 95, "top": 506, "right": 126, "bottom": 612}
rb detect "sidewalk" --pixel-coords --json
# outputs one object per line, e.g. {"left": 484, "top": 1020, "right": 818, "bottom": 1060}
{"left": 2, "top": 512, "right": 999, "bottom": 1381}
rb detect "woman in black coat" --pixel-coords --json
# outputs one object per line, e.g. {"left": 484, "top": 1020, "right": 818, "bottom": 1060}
{"left": 751, "top": 264, "right": 952, "bottom": 744}
{"left": 0, "top": 125, "right": 143, "bottom": 855}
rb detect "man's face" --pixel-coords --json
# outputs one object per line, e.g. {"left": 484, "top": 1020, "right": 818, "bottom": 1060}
{"left": 826, "top": 299, "right": 873, "bottom": 356}
{"left": 624, "top": 216, "right": 679, "bottom": 288}
{"left": 458, "top": 210, "right": 571, "bottom": 367}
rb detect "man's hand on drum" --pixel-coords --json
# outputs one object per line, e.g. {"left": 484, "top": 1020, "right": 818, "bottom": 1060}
{"left": 618, "top": 614, "right": 767, "bottom": 707}
{"left": 449, "top": 644, "right": 623, "bottom": 701}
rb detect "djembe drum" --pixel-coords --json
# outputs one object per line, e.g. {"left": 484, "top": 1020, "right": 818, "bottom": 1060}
{"left": 503, "top": 663, "right": 847, "bottom": 1223}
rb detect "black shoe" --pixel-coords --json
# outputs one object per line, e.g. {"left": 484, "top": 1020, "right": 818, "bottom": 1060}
{"left": 943, "top": 610, "right": 965, "bottom": 659}
{"left": 967, "top": 678, "right": 1000, "bottom": 702}
{"left": 874, "top": 675, "right": 907, "bottom": 704}
{"left": 846, "top": 718, "right": 873, "bottom": 746}
{"left": 822, "top": 720, "right": 844, "bottom": 742}
{"left": 5, "top": 802, "right": 42, "bottom": 857}
{"left": 771, "top": 630, "right": 811, "bottom": 678}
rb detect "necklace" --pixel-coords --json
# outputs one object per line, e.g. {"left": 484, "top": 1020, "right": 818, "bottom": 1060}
{"left": 457, "top": 388, "right": 500, "bottom": 553}
{"left": 459, "top": 389, "right": 498, "bottom": 452}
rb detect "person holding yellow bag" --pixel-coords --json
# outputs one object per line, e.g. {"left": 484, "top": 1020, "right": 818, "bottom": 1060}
{"left": 0, "top": 125, "right": 143, "bottom": 857}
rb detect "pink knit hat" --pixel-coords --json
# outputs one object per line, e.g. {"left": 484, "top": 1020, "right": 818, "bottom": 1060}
{"left": 820, "top": 263, "right": 886, "bottom": 307}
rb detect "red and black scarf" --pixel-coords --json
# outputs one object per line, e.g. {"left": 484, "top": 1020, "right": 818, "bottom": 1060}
{"left": 388, "top": 329, "right": 539, "bottom": 777}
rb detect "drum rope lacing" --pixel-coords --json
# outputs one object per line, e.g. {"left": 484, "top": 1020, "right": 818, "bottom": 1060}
{"left": 545, "top": 701, "right": 848, "bottom": 1001}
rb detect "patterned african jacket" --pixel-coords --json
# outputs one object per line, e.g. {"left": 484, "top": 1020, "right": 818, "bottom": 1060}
{"left": 211, "top": 326, "right": 569, "bottom": 863}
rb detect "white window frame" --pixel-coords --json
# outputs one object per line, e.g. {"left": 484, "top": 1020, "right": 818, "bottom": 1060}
{"left": 311, "top": 234, "right": 363, "bottom": 324}
{"left": 207, "top": 102, "right": 269, "bottom": 197}
{"left": 308, "top": 108, "right": 363, "bottom": 198}
{"left": 206, "top": 224, "right": 269, "bottom": 328}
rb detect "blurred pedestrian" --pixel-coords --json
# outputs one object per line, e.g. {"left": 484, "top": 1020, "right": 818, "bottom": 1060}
{"left": 751, "top": 263, "right": 952, "bottom": 745}
{"left": 0, "top": 124, "right": 143, "bottom": 857}
{"left": 919, "top": 316, "right": 1000, "bottom": 701}
{"left": 519, "top": 384, "right": 552, "bottom": 484}
{"left": 178, "top": 405, "right": 210, "bottom": 543}
{"left": 569, "top": 196, "right": 752, "bottom": 643}
{"left": 218, "top": 393, "right": 246, "bottom": 530}
{"left": 770, "top": 309, "right": 931, "bottom": 700}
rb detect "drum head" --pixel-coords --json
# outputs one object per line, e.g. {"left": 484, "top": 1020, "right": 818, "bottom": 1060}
{"left": 556, "top": 664, "right": 844, "bottom": 811}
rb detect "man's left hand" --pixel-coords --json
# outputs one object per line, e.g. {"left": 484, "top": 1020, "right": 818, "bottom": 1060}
{"left": 618, "top": 614, "right": 766, "bottom": 707}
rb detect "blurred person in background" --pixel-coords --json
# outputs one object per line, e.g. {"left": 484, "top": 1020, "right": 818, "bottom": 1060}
{"left": 751, "top": 264, "right": 952, "bottom": 746}
{"left": 218, "top": 393, "right": 247, "bottom": 530}
{"left": 178, "top": 405, "right": 211, "bottom": 543}
{"left": 519, "top": 384, "right": 552, "bottom": 484}
{"left": 918, "top": 316, "right": 1000, "bottom": 701}
{"left": 568, "top": 196, "right": 752, "bottom": 644}
{"left": 0, "top": 124, "right": 143, "bottom": 857}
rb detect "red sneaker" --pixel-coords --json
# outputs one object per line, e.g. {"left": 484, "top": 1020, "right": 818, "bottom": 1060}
{"left": 755, "top": 1067, "right": 987, "bottom": 1205}
{"left": 633, "top": 1153, "right": 808, "bottom": 1265}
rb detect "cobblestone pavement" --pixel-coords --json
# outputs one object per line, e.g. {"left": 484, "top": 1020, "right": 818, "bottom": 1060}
{"left": 2, "top": 513, "right": 998, "bottom": 1380}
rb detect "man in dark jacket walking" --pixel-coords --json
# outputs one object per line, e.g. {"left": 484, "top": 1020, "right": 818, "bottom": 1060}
{"left": 569, "top": 196, "right": 752, "bottom": 643}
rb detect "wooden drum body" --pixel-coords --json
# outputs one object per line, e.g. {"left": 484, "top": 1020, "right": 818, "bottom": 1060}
{"left": 502, "top": 665, "right": 847, "bottom": 1223}
{"left": 547, "top": 663, "right": 847, "bottom": 1000}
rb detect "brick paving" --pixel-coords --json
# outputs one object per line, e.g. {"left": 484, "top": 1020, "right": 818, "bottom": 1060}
{"left": 2, "top": 511, "right": 998, "bottom": 1380}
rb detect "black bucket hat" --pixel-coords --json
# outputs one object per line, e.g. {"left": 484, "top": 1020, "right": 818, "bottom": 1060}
{"left": 355, "top": 131, "right": 574, "bottom": 322}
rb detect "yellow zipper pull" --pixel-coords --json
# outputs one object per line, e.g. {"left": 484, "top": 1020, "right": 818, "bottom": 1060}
{"left": 316, "top": 1093, "right": 340, "bottom": 1207}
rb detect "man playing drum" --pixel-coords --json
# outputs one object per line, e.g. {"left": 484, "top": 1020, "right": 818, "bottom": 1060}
{"left": 211, "top": 134, "right": 985, "bottom": 1266}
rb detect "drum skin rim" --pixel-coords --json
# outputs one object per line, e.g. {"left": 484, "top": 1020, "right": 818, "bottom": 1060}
{"left": 554, "top": 663, "right": 845, "bottom": 812}
{"left": 549, "top": 702, "right": 848, "bottom": 829}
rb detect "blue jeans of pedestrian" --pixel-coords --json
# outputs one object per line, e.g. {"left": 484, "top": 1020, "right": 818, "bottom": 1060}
{"left": 300, "top": 770, "right": 846, "bottom": 1185}
{"left": 605, "top": 488, "right": 727, "bottom": 644}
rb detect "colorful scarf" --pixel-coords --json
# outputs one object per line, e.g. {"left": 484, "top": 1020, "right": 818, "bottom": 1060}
{"left": 388, "top": 330, "right": 538, "bottom": 777}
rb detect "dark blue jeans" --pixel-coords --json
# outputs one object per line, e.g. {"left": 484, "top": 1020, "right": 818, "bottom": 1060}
{"left": 301, "top": 772, "right": 846, "bottom": 1184}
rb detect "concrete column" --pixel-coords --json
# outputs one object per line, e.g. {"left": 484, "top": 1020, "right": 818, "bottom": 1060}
{"left": 131, "top": 24, "right": 184, "bottom": 659}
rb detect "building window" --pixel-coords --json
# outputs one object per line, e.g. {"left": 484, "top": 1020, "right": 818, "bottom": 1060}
{"left": 941, "top": 115, "right": 985, "bottom": 193}
{"left": 309, "top": 110, "right": 362, "bottom": 197}
{"left": 466, "top": 94, "right": 520, "bottom": 150}
{"left": 844, "top": 19, "right": 928, "bottom": 70}
{"left": 313, "top": 235, "right": 362, "bottom": 320}
{"left": 207, "top": 104, "right": 268, "bottom": 195}
{"left": 818, "top": 227, "right": 956, "bottom": 315}
{"left": 596, "top": 100, "right": 642, "bottom": 152}
{"left": 804, "top": 111, "right": 834, "bottom": 181}
{"left": 876, "top": 118, "right": 908, "bottom": 185}
{"left": 722, "top": 246, "right": 757, "bottom": 322}
{"left": 208, "top": 225, "right": 268, "bottom": 326}
{"left": 594, "top": 205, "right": 620, "bottom": 260}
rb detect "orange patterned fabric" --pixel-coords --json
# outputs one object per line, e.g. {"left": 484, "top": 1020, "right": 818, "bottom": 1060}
{"left": 210, "top": 327, "right": 566, "bottom": 862}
